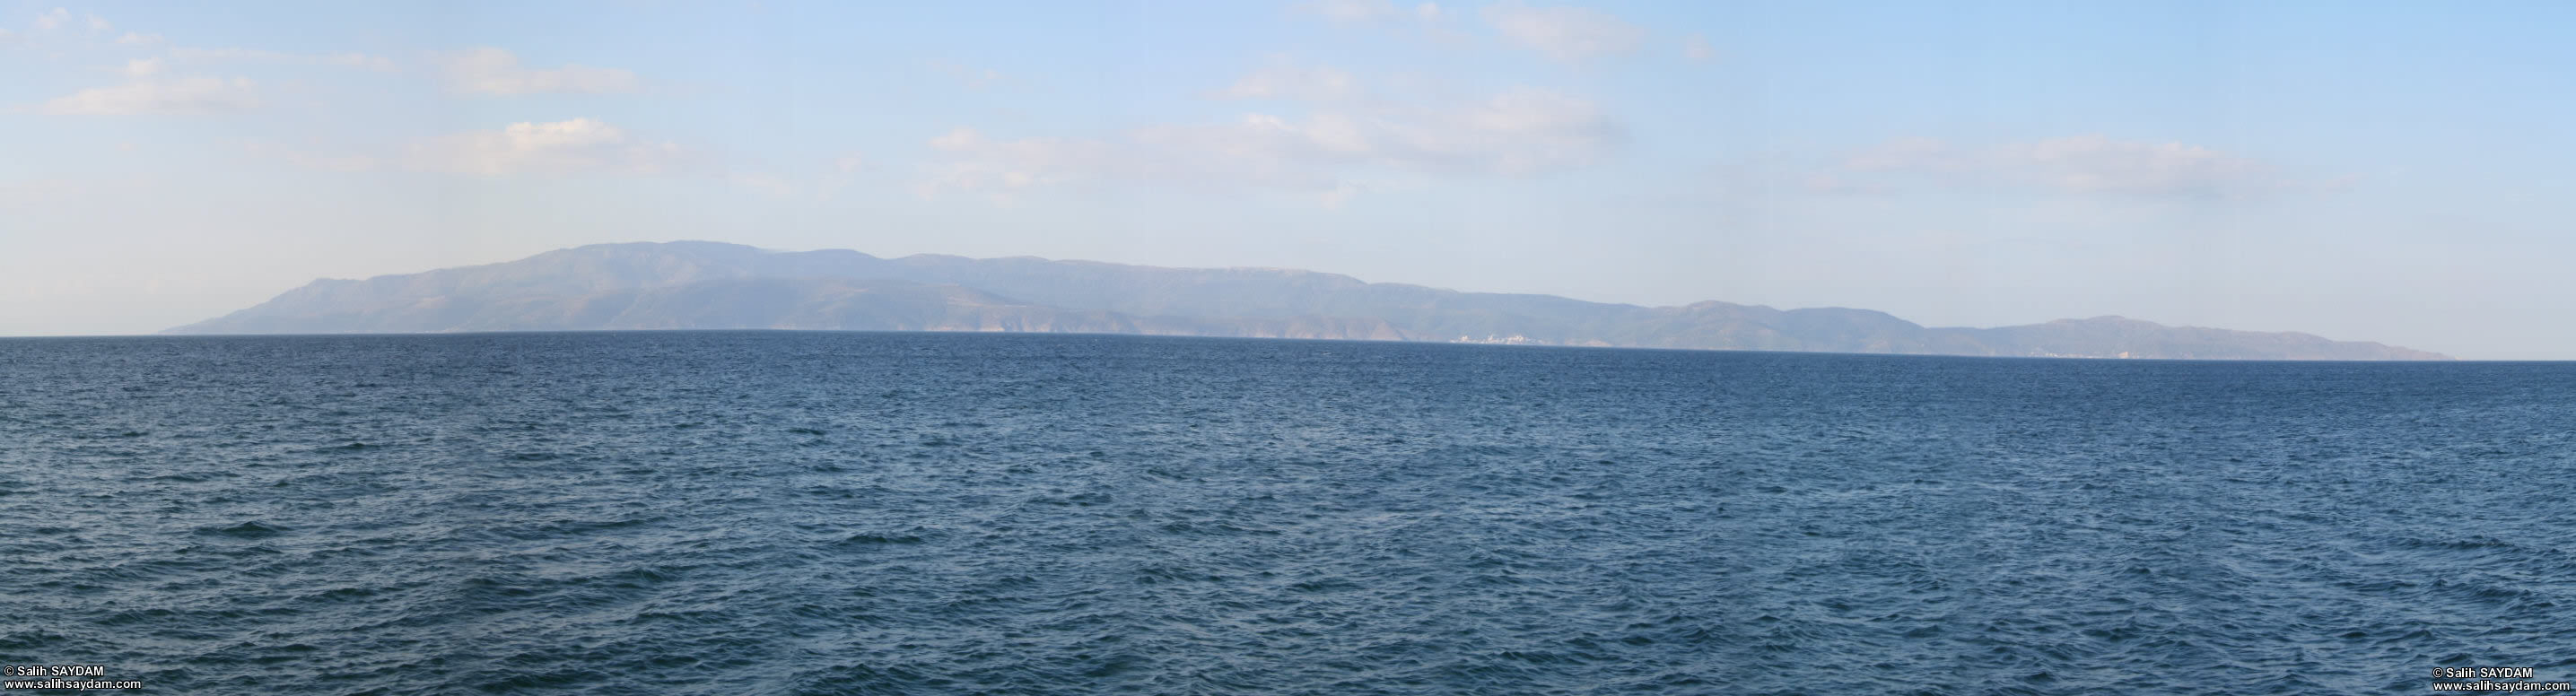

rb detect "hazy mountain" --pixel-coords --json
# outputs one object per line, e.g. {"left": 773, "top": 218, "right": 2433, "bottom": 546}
{"left": 168, "top": 241, "right": 2449, "bottom": 360}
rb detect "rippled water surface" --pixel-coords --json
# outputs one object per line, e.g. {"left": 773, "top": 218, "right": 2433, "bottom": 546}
{"left": 4, "top": 332, "right": 2572, "bottom": 694}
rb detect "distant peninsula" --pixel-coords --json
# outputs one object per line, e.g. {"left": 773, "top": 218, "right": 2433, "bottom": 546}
{"left": 167, "top": 241, "right": 2449, "bottom": 361}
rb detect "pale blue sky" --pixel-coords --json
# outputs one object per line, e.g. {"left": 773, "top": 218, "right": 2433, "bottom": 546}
{"left": 4, "top": 1, "right": 2571, "bottom": 358}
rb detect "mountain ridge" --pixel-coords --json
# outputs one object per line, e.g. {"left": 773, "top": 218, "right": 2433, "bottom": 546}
{"left": 167, "top": 241, "right": 2450, "bottom": 361}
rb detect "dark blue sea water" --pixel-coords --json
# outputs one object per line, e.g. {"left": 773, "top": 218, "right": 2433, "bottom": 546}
{"left": 3, "top": 332, "right": 2572, "bottom": 695}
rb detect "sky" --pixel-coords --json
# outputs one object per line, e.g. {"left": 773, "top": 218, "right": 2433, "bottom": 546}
{"left": 4, "top": 1, "right": 2572, "bottom": 358}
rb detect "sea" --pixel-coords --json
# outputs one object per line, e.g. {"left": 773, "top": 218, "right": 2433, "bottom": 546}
{"left": 2, "top": 331, "right": 2571, "bottom": 695}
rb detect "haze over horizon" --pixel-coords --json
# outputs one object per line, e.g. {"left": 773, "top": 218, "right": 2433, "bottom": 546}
{"left": 154, "top": 239, "right": 2450, "bottom": 361}
{"left": 6, "top": 1, "right": 2572, "bottom": 359}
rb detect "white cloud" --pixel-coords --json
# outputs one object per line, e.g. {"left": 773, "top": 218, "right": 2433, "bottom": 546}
{"left": 927, "top": 59, "right": 1006, "bottom": 90}
{"left": 114, "top": 31, "right": 161, "bottom": 45}
{"left": 1838, "top": 135, "right": 2311, "bottom": 198}
{"left": 119, "top": 58, "right": 163, "bottom": 77}
{"left": 252, "top": 119, "right": 720, "bottom": 178}
{"left": 917, "top": 127, "right": 1122, "bottom": 199}
{"left": 406, "top": 118, "right": 685, "bottom": 175}
{"left": 1167, "top": 88, "right": 1620, "bottom": 177}
{"left": 1209, "top": 65, "right": 1363, "bottom": 101}
{"left": 243, "top": 143, "right": 382, "bottom": 172}
{"left": 32, "top": 7, "right": 69, "bottom": 31}
{"left": 1302, "top": 0, "right": 1394, "bottom": 22}
{"left": 438, "top": 47, "right": 639, "bottom": 96}
{"left": 729, "top": 172, "right": 799, "bottom": 197}
{"left": 921, "top": 74, "right": 1621, "bottom": 202}
{"left": 1482, "top": 4, "right": 1646, "bottom": 62}
{"left": 1318, "top": 181, "right": 1365, "bottom": 210}
{"left": 1800, "top": 173, "right": 1891, "bottom": 196}
{"left": 0, "top": 28, "right": 17, "bottom": 45}
{"left": 809, "top": 152, "right": 869, "bottom": 201}
{"left": 85, "top": 14, "right": 108, "bottom": 32}
{"left": 26, "top": 76, "right": 261, "bottom": 115}
{"left": 1298, "top": 0, "right": 1445, "bottom": 24}
{"left": 1683, "top": 34, "right": 1716, "bottom": 63}
{"left": 170, "top": 47, "right": 395, "bottom": 71}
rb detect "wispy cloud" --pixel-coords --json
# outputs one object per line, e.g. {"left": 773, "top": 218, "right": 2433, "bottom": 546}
{"left": 242, "top": 142, "right": 382, "bottom": 173}
{"left": 927, "top": 59, "right": 1008, "bottom": 90}
{"left": 1297, "top": 0, "right": 1445, "bottom": 24}
{"left": 22, "top": 76, "right": 262, "bottom": 115}
{"left": 407, "top": 118, "right": 685, "bottom": 175}
{"left": 437, "top": 48, "right": 640, "bottom": 96}
{"left": 922, "top": 68, "right": 1621, "bottom": 204}
{"left": 809, "top": 152, "right": 868, "bottom": 200}
{"left": 258, "top": 118, "right": 815, "bottom": 190}
{"left": 31, "top": 7, "right": 70, "bottom": 32}
{"left": 1835, "top": 135, "right": 2323, "bottom": 198}
{"left": 16, "top": 32, "right": 387, "bottom": 117}
{"left": 728, "top": 171, "right": 799, "bottom": 197}
{"left": 1682, "top": 34, "right": 1716, "bottom": 63}
{"left": 22, "top": 6, "right": 105, "bottom": 34}
{"left": 1208, "top": 65, "right": 1364, "bottom": 102}
{"left": 1481, "top": 4, "right": 1645, "bottom": 62}
{"left": 170, "top": 47, "right": 395, "bottom": 71}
